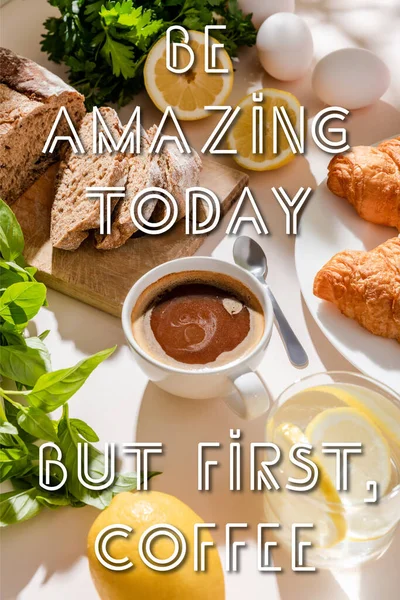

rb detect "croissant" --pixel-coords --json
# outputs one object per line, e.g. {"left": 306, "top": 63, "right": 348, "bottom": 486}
{"left": 313, "top": 237, "right": 400, "bottom": 342}
{"left": 327, "top": 136, "right": 400, "bottom": 230}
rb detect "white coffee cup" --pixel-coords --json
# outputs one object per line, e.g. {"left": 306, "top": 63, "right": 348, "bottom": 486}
{"left": 122, "top": 256, "right": 273, "bottom": 419}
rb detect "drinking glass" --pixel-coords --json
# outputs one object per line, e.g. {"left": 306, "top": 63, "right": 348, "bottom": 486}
{"left": 264, "top": 372, "right": 400, "bottom": 569}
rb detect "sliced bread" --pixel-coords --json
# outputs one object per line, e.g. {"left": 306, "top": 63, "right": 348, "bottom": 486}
{"left": 95, "top": 125, "right": 202, "bottom": 250}
{"left": 0, "top": 47, "right": 86, "bottom": 204}
{"left": 147, "top": 125, "right": 202, "bottom": 224}
{"left": 50, "top": 108, "right": 128, "bottom": 251}
{"left": 94, "top": 127, "right": 161, "bottom": 250}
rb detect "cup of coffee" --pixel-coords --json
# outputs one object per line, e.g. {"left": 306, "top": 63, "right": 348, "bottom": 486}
{"left": 122, "top": 257, "right": 273, "bottom": 419}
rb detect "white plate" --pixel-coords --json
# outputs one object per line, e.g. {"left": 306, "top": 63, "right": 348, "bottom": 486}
{"left": 295, "top": 163, "right": 400, "bottom": 391}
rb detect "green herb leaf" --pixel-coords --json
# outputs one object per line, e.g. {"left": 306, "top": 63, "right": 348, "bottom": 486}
{"left": 0, "top": 433, "right": 17, "bottom": 446}
{"left": 0, "top": 282, "right": 46, "bottom": 328}
{"left": 36, "top": 491, "right": 71, "bottom": 509}
{"left": 38, "top": 330, "right": 51, "bottom": 341}
{"left": 110, "top": 471, "right": 151, "bottom": 496}
{"left": 57, "top": 406, "right": 112, "bottom": 509}
{"left": 0, "top": 447, "right": 30, "bottom": 484}
{"left": 0, "top": 260, "right": 31, "bottom": 288}
{"left": 0, "top": 420, "right": 18, "bottom": 435}
{"left": 17, "top": 407, "right": 58, "bottom": 443}
{"left": 101, "top": 35, "right": 136, "bottom": 78}
{"left": 27, "top": 346, "right": 116, "bottom": 412}
{"left": 70, "top": 418, "right": 99, "bottom": 442}
{"left": 0, "top": 447, "right": 27, "bottom": 463}
{"left": 0, "top": 324, "right": 26, "bottom": 347}
{"left": 0, "top": 199, "right": 24, "bottom": 261}
{"left": 4, "top": 402, "right": 37, "bottom": 445}
{"left": 0, "top": 488, "right": 42, "bottom": 526}
{"left": 0, "top": 337, "right": 51, "bottom": 387}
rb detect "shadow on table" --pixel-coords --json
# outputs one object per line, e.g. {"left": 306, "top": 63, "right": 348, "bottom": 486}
{"left": 0, "top": 504, "right": 98, "bottom": 600}
{"left": 135, "top": 381, "right": 269, "bottom": 544}
{"left": 301, "top": 297, "right": 356, "bottom": 372}
{"left": 273, "top": 544, "right": 349, "bottom": 600}
{"left": 274, "top": 526, "right": 400, "bottom": 600}
{"left": 359, "top": 528, "right": 400, "bottom": 600}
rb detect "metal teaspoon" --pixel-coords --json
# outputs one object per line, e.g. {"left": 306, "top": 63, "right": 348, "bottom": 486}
{"left": 233, "top": 236, "right": 309, "bottom": 368}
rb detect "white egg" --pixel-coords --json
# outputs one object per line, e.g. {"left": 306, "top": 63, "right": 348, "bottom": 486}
{"left": 238, "top": 0, "right": 295, "bottom": 29}
{"left": 312, "top": 48, "right": 391, "bottom": 110}
{"left": 256, "top": 13, "right": 314, "bottom": 81}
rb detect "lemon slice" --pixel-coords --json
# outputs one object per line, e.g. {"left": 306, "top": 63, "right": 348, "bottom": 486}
{"left": 312, "top": 385, "right": 400, "bottom": 448}
{"left": 265, "top": 422, "right": 346, "bottom": 549}
{"left": 306, "top": 407, "right": 396, "bottom": 541}
{"left": 306, "top": 407, "right": 392, "bottom": 504}
{"left": 144, "top": 30, "right": 233, "bottom": 121}
{"left": 227, "top": 88, "right": 302, "bottom": 171}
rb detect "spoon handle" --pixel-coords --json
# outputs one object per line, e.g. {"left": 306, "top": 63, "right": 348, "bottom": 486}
{"left": 265, "top": 286, "right": 309, "bottom": 368}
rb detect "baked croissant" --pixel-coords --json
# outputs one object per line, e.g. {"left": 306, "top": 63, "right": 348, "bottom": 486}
{"left": 314, "top": 237, "right": 400, "bottom": 342}
{"left": 327, "top": 136, "right": 400, "bottom": 230}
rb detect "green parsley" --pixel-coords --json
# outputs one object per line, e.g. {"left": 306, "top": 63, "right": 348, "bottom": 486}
{"left": 41, "top": 0, "right": 256, "bottom": 109}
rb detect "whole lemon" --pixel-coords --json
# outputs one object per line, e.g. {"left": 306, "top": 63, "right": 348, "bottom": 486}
{"left": 87, "top": 491, "right": 225, "bottom": 600}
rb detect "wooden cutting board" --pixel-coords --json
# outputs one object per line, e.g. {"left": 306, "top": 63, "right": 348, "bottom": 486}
{"left": 12, "top": 159, "right": 248, "bottom": 317}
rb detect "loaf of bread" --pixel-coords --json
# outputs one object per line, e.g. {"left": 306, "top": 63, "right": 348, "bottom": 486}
{"left": 50, "top": 108, "right": 128, "bottom": 251}
{"left": 0, "top": 47, "right": 86, "bottom": 204}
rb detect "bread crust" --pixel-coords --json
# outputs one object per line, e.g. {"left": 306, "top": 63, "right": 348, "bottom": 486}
{"left": 0, "top": 47, "right": 86, "bottom": 204}
{"left": 0, "top": 47, "right": 83, "bottom": 102}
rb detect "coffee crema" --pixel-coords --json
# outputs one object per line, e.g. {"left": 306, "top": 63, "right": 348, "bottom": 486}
{"left": 131, "top": 271, "right": 265, "bottom": 370}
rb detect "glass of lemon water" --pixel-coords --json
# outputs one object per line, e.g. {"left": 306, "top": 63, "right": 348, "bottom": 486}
{"left": 264, "top": 372, "right": 400, "bottom": 569}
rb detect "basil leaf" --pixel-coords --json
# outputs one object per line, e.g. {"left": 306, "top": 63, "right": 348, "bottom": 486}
{"left": 0, "top": 337, "right": 51, "bottom": 386}
{"left": 0, "top": 448, "right": 30, "bottom": 483}
{"left": 27, "top": 443, "right": 40, "bottom": 460}
{"left": 0, "top": 324, "right": 26, "bottom": 347}
{"left": 4, "top": 402, "right": 37, "bottom": 445}
{"left": 36, "top": 491, "right": 71, "bottom": 509}
{"left": 57, "top": 407, "right": 112, "bottom": 509}
{"left": 26, "top": 335, "right": 52, "bottom": 367}
{"left": 110, "top": 471, "right": 159, "bottom": 496}
{"left": 0, "top": 261, "right": 37, "bottom": 283}
{"left": 70, "top": 418, "right": 99, "bottom": 442}
{"left": 0, "top": 488, "right": 42, "bottom": 526}
{"left": 0, "top": 432, "right": 18, "bottom": 446}
{"left": 0, "top": 420, "right": 18, "bottom": 435}
{"left": 10, "top": 477, "right": 34, "bottom": 491}
{"left": 0, "top": 262, "right": 29, "bottom": 287}
{"left": 110, "top": 472, "right": 140, "bottom": 496}
{"left": 0, "top": 282, "right": 46, "bottom": 328}
{"left": 0, "top": 198, "right": 24, "bottom": 261}
{"left": 17, "top": 407, "right": 58, "bottom": 443}
{"left": 38, "top": 330, "right": 50, "bottom": 341}
{"left": 27, "top": 346, "right": 116, "bottom": 412}
{"left": 25, "top": 266, "right": 37, "bottom": 279}
{"left": 0, "top": 447, "right": 27, "bottom": 463}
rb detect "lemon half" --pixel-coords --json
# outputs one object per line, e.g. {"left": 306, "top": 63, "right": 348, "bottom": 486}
{"left": 227, "top": 88, "right": 302, "bottom": 171}
{"left": 144, "top": 30, "right": 233, "bottom": 121}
